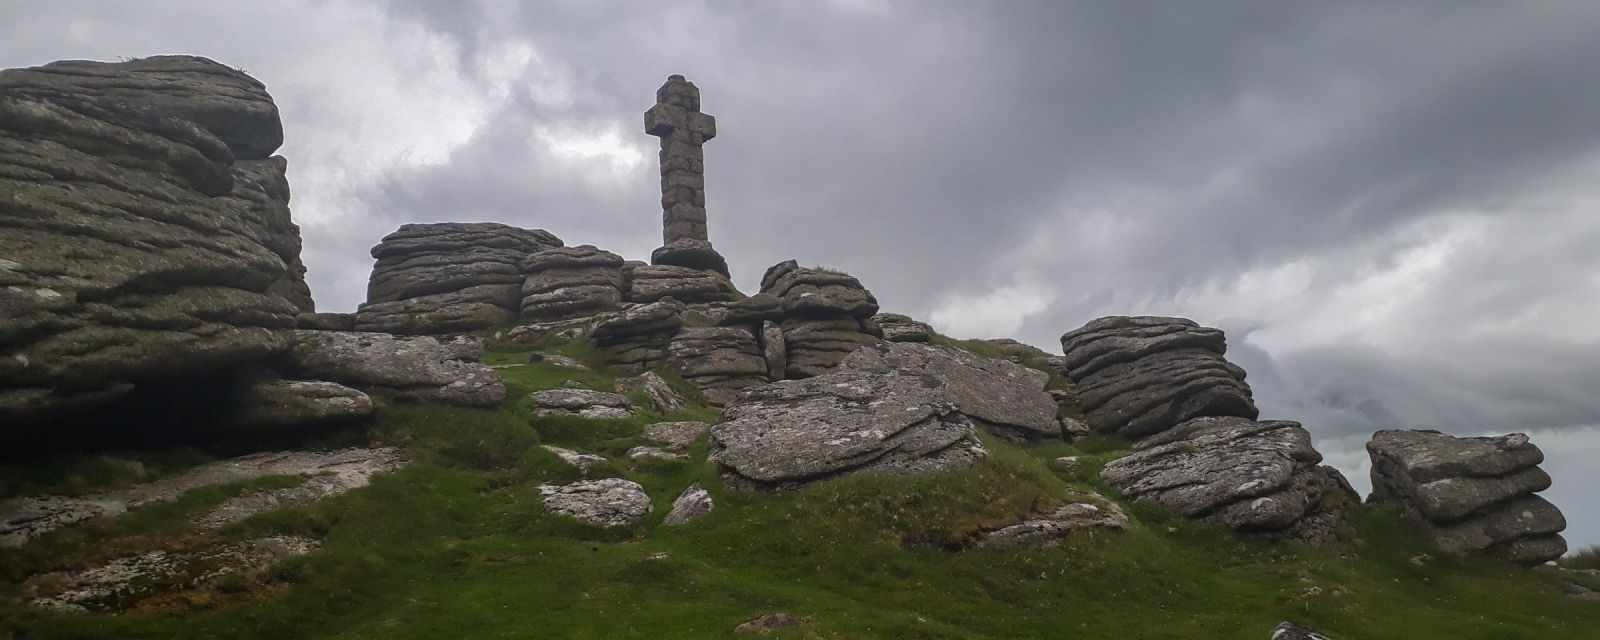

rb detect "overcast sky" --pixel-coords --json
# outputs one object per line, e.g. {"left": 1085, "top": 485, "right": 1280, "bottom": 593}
{"left": 4, "top": 1, "right": 1597, "bottom": 551}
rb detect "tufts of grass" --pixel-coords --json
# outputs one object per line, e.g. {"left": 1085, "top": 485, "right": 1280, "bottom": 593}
{"left": 1562, "top": 546, "right": 1600, "bottom": 571}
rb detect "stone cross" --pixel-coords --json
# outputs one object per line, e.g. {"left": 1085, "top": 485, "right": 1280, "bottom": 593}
{"left": 645, "top": 74, "right": 716, "bottom": 245}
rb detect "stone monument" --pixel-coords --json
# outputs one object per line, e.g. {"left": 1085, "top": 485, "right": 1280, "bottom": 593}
{"left": 645, "top": 74, "right": 730, "bottom": 277}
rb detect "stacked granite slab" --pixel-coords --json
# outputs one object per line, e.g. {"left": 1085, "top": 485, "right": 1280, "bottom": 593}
{"left": 520, "top": 245, "right": 625, "bottom": 322}
{"left": 1058, "top": 316, "right": 1257, "bottom": 438}
{"left": 759, "top": 260, "right": 882, "bottom": 379}
{"left": 667, "top": 326, "right": 768, "bottom": 406}
{"left": 1101, "top": 416, "right": 1358, "bottom": 544}
{"left": 1367, "top": 430, "right": 1566, "bottom": 565}
{"left": 624, "top": 263, "right": 740, "bottom": 304}
{"left": 591, "top": 299, "right": 685, "bottom": 375}
{"left": 0, "top": 55, "right": 312, "bottom": 424}
{"left": 873, "top": 313, "right": 933, "bottom": 343}
{"left": 354, "top": 222, "right": 562, "bottom": 334}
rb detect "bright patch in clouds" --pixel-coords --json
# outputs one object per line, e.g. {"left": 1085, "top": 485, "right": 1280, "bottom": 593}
{"left": 928, "top": 279, "right": 1056, "bottom": 339}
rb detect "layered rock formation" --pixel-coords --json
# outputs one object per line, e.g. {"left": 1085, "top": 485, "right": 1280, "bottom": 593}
{"left": 1367, "top": 430, "right": 1566, "bottom": 564}
{"left": 759, "top": 260, "right": 880, "bottom": 378}
{"left": 288, "top": 331, "right": 504, "bottom": 407}
{"left": 520, "top": 245, "right": 624, "bottom": 322}
{"left": 591, "top": 299, "right": 685, "bottom": 375}
{"left": 624, "top": 263, "right": 739, "bottom": 304}
{"left": 354, "top": 223, "right": 562, "bottom": 334}
{"left": 1101, "top": 417, "right": 1357, "bottom": 543}
{"left": 667, "top": 326, "right": 767, "bottom": 406}
{"left": 710, "top": 341, "right": 1060, "bottom": 489}
{"left": 0, "top": 55, "right": 313, "bottom": 425}
{"left": 873, "top": 313, "right": 933, "bottom": 342}
{"left": 1059, "top": 316, "right": 1257, "bottom": 438}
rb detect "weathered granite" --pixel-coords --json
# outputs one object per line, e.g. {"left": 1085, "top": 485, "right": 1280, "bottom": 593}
{"left": 355, "top": 222, "right": 561, "bottom": 334}
{"left": 288, "top": 331, "right": 505, "bottom": 407}
{"left": 840, "top": 341, "right": 1059, "bottom": 439}
{"left": 0, "top": 56, "right": 310, "bottom": 423}
{"left": 1059, "top": 316, "right": 1257, "bottom": 438}
{"left": 520, "top": 245, "right": 624, "bottom": 322}
{"left": 1367, "top": 429, "right": 1567, "bottom": 564}
{"left": 538, "top": 478, "right": 652, "bottom": 527}
{"left": 873, "top": 313, "right": 934, "bottom": 342}
{"left": 645, "top": 75, "right": 729, "bottom": 277}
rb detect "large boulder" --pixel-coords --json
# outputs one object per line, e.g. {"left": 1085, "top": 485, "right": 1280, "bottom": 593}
{"left": 1367, "top": 430, "right": 1567, "bottom": 564}
{"left": 709, "top": 367, "right": 989, "bottom": 490}
{"left": 288, "top": 331, "right": 505, "bottom": 407}
{"left": 667, "top": 326, "right": 768, "bottom": 406}
{"left": 0, "top": 56, "right": 310, "bottom": 424}
{"left": 624, "top": 263, "right": 740, "bottom": 304}
{"left": 520, "top": 245, "right": 624, "bottom": 322}
{"left": 1059, "top": 316, "right": 1258, "bottom": 438}
{"left": 355, "top": 222, "right": 562, "bottom": 334}
{"left": 840, "top": 342, "right": 1059, "bottom": 440}
{"left": 758, "top": 261, "right": 880, "bottom": 378}
{"left": 538, "top": 478, "right": 652, "bottom": 528}
{"left": 1100, "top": 416, "right": 1357, "bottom": 543}
{"left": 592, "top": 299, "right": 685, "bottom": 375}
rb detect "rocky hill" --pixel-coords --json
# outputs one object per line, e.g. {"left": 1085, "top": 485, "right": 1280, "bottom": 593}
{"left": 0, "top": 57, "right": 1595, "bottom": 639}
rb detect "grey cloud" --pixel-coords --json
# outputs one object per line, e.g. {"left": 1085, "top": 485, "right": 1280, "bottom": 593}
{"left": 5, "top": 0, "right": 1600, "bottom": 549}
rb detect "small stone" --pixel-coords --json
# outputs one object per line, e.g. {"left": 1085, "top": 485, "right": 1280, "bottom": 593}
{"left": 1051, "top": 456, "right": 1083, "bottom": 472}
{"left": 616, "top": 371, "right": 686, "bottom": 413}
{"left": 734, "top": 613, "right": 801, "bottom": 634}
{"left": 528, "top": 389, "right": 632, "bottom": 419}
{"left": 1271, "top": 621, "right": 1334, "bottom": 640}
{"left": 663, "top": 484, "right": 714, "bottom": 525}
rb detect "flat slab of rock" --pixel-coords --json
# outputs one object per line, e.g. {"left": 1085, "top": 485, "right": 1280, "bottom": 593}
{"left": 538, "top": 478, "right": 652, "bottom": 527}
{"left": 974, "top": 494, "right": 1128, "bottom": 549}
{"left": 644, "top": 421, "right": 709, "bottom": 451}
{"left": 873, "top": 313, "right": 933, "bottom": 342}
{"left": 25, "top": 536, "right": 319, "bottom": 612}
{"left": 626, "top": 446, "right": 689, "bottom": 463}
{"left": 289, "top": 331, "right": 505, "bottom": 407}
{"left": 1101, "top": 416, "right": 1353, "bottom": 540}
{"left": 841, "top": 342, "right": 1059, "bottom": 439}
{"left": 356, "top": 222, "right": 562, "bottom": 334}
{"left": 520, "top": 245, "right": 625, "bottom": 322}
{"left": 625, "top": 263, "right": 740, "bottom": 304}
{"left": 1, "top": 447, "right": 404, "bottom": 547}
{"left": 710, "top": 367, "right": 988, "bottom": 489}
{"left": 234, "top": 379, "right": 374, "bottom": 428}
{"left": 529, "top": 389, "right": 632, "bottom": 419}
{"left": 1059, "top": 316, "right": 1258, "bottom": 438}
{"left": 1367, "top": 429, "right": 1566, "bottom": 564}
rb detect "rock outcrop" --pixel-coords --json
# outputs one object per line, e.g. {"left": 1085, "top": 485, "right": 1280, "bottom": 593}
{"left": 873, "top": 313, "right": 933, "bottom": 342}
{"left": 624, "top": 263, "right": 739, "bottom": 304}
{"left": 1367, "top": 430, "right": 1566, "bottom": 564}
{"left": 840, "top": 342, "right": 1059, "bottom": 440}
{"left": 591, "top": 299, "right": 685, "bottom": 375}
{"left": 0, "top": 55, "right": 312, "bottom": 424}
{"left": 233, "top": 379, "right": 374, "bottom": 429}
{"left": 667, "top": 326, "right": 767, "bottom": 406}
{"left": 1100, "top": 417, "right": 1356, "bottom": 543}
{"left": 973, "top": 495, "right": 1128, "bottom": 549}
{"left": 643, "top": 421, "right": 709, "bottom": 452}
{"left": 538, "top": 478, "right": 652, "bottom": 527}
{"left": 615, "top": 371, "right": 685, "bottom": 414}
{"left": 760, "top": 260, "right": 881, "bottom": 378}
{"left": 1059, "top": 316, "right": 1257, "bottom": 438}
{"left": 520, "top": 245, "right": 624, "bottom": 322}
{"left": 354, "top": 222, "right": 562, "bottom": 334}
{"left": 288, "top": 331, "right": 505, "bottom": 407}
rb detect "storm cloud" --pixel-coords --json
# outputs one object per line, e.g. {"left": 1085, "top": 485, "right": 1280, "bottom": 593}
{"left": 4, "top": 1, "right": 1598, "bottom": 548}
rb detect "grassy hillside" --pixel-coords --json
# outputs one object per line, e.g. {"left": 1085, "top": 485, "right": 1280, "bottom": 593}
{"left": 2, "top": 342, "right": 1596, "bottom": 639}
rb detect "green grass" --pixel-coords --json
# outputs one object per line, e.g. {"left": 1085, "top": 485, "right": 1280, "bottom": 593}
{"left": 1562, "top": 546, "right": 1600, "bottom": 571}
{"left": 3, "top": 343, "right": 1597, "bottom": 639}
